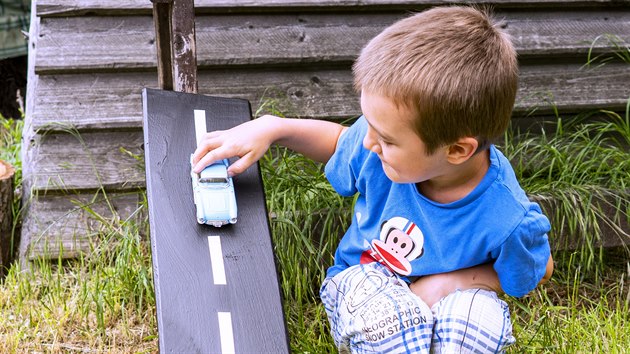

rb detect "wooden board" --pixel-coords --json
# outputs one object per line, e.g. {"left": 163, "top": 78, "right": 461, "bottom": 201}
{"left": 36, "top": 0, "right": 629, "bottom": 17}
{"left": 34, "top": 11, "right": 630, "bottom": 73}
{"left": 27, "top": 130, "right": 145, "bottom": 192}
{"left": 19, "top": 191, "right": 142, "bottom": 260}
{"left": 30, "top": 61, "right": 630, "bottom": 133}
{"left": 142, "top": 88, "right": 289, "bottom": 353}
{"left": 18, "top": 173, "right": 628, "bottom": 262}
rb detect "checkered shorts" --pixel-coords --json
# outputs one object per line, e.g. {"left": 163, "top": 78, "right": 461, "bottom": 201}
{"left": 320, "top": 262, "right": 515, "bottom": 353}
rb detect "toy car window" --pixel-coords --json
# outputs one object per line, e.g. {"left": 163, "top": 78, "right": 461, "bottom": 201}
{"left": 199, "top": 177, "right": 229, "bottom": 184}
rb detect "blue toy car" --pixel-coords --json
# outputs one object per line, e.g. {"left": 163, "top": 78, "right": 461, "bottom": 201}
{"left": 190, "top": 157, "right": 238, "bottom": 227}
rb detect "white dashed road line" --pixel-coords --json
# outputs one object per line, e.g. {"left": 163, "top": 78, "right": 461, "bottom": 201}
{"left": 196, "top": 110, "right": 235, "bottom": 353}
{"left": 218, "top": 312, "right": 236, "bottom": 354}
{"left": 194, "top": 109, "right": 207, "bottom": 147}
{"left": 207, "top": 235, "right": 227, "bottom": 285}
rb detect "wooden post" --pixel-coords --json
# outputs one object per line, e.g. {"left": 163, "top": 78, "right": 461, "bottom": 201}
{"left": 0, "top": 160, "right": 16, "bottom": 275}
{"left": 151, "top": 0, "right": 174, "bottom": 91}
{"left": 150, "top": 0, "right": 198, "bottom": 93}
{"left": 171, "top": 0, "right": 198, "bottom": 93}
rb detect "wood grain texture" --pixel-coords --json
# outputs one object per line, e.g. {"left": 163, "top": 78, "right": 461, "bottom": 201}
{"left": 142, "top": 88, "right": 289, "bottom": 353}
{"left": 0, "top": 160, "right": 16, "bottom": 272}
{"left": 31, "top": 61, "right": 630, "bottom": 132}
{"left": 32, "top": 72, "right": 156, "bottom": 131}
{"left": 19, "top": 192, "right": 143, "bottom": 260}
{"left": 28, "top": 130, "right": 145, "bottom": 192}
{"left": 21, "top": 0, "right": 630, "bottom": 267}
{"left": 34, "top": 11, "right": 630, "bottom": 73}
{"left": 18, "top": 172, "right": 628, "bottom": 262}
{"left": 36, "top": 0, "right": 630, "bottom": 17}
{"left": 152, "top": 1, "right": 174, "bottom": 90}
{"left": 171, "top": 0, "right": 198, "bottom": 93}
{"left": 22, "top": 0, "right": 41, "bottom": 199}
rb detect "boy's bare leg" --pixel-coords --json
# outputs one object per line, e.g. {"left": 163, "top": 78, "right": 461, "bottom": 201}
{"left": 409, "top": 263, "right": 501, "bottom": 308}
{"left": 410, "top": 265, "right": 515, "bottom": 353}
{"left": 410, "top": 256, "right": 553, "bottom": 308}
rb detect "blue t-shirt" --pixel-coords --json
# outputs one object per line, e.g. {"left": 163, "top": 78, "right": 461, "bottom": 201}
{"left": 324, "top": 117, "right": 551, "bottom": 297}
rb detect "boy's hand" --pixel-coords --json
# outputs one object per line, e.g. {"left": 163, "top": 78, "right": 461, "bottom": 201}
{"left": 192, "top": 115, "right": 277, "bottom": 175}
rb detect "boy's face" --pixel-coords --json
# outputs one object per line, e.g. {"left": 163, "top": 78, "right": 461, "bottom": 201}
{"left": 361, "top": 91, "right": 450, "bottom": 184}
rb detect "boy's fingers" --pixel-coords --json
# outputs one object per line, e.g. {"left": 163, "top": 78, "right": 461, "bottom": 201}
{"left": 192, "top": 155, "right": 211, "bottom": 174}
{"left": 226, "top": 151, "right": 258, "bottom": 176}
{"left": 192, "top": 136, "right": 223, "bottom": 165}
{"left": 192, "top": 146, "right": 229, "bottom": 173}
{"left": 193, "top": 140, "right": 254, "bottom": 173}
{"left": 191, "top": 127, "right": 267, "bottom": 175}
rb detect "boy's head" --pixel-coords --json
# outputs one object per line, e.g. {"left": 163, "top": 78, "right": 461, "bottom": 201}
{"left": 353, "top": 6, "right": 518, "bottom": 155}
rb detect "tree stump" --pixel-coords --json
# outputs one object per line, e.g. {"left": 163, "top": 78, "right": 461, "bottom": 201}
{"left": 0, "top": 160, "right": 16, "bottom": 275}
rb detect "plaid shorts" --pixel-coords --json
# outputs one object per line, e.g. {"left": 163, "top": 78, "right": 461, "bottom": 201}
{"left": 320, "top": 262, "right": 515, "bottom": 353}
{"left": 320, "top": 263, "right": 434, "bottom": 353}
{"left": 431, "top": 288, "right": 515, "bottom": 353}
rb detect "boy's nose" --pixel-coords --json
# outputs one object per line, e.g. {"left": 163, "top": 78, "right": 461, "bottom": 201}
{"left": 363, "top": 129, "right": 381, "bottom": 154}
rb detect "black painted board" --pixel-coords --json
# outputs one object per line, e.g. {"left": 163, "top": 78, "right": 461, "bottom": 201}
{"left": 142, "top": 88, "right": 290, "bottom": 353}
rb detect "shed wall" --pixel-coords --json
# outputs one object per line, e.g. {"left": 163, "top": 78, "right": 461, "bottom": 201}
{"left": 21, "top": 0, "right": 630, "bottom": 260}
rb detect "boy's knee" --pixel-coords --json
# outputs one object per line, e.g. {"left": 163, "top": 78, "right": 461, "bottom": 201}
{"left": 359, "top": 303, "right": 433, "bottom": 347}
{"left": 321, "top": 263, "right": 435, "bottom": 353}
{"left": 431, "top": 289, "right": 515, "bottom": 353}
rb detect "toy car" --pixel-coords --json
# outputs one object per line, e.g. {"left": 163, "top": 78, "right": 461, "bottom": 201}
{"left": 190, "top": 157, "right": 238, "bottom": 227}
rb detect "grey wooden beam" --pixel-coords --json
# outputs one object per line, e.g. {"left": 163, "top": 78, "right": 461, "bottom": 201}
{"left": 36, "top": 0, "right": 630, "bottom": 17}
{"left": 170, "top": 0, "right": 197, "bottom": 93}
{"left": 19, "top": 192, "right": 144, "bottom": 260}
{"left": 29, "top": 61, "right": 630, "bottom": 134}
{"left": 151, "top": 0, "right": 174, "bottom": 90}
{"left": 34, "top": 11, "right": 630, "bottom": 74}
{"left": 142, "top": 88, "right": 290, "bottom": 353}
{"left": 150, "top": 0, "right": 197, "bottom": 93}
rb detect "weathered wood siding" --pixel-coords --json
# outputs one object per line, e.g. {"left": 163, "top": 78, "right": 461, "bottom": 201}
{"left": 21, "top": 0, "right": 630, "bottom": 260}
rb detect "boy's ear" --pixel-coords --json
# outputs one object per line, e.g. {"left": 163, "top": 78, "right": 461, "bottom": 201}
{"left": 446, "top": 137, "right": 479, "bottom": 165}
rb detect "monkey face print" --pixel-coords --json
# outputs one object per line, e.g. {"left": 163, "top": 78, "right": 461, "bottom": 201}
{"left": 360, "top": 216, "right": 425, "bottom": 276}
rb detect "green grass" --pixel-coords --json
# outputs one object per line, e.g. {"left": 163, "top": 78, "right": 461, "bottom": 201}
{"left": 0, "top": 216, "right": 157, "bottom": 352}
{"left": 508, "top": 249, "right": 630, "bottom": 353}
{"left": 0, "top": 116, "right": 22, "bottom": 170}
{"left": 1, "top": 116, "right": 24, "bottom": 265}
{"left": 502, "top": 109, "right": 630, "bottom": 276}
{"left": 1, "top": 102, "right": 629, "bottom": 352}
{"left": 261, "top": 146, "right": 348, "bottom": 353}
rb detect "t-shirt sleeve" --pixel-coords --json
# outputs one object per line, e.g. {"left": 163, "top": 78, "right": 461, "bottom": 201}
{"left": 324, "top": 117, "right": 369, "bottom": 197}
{"left": 491, "top": 203, "right": 551, "bottom": 297}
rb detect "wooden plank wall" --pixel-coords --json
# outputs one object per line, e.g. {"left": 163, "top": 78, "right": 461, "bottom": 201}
{"left": 21, "top": 0, "right": 630, "bottom": 260}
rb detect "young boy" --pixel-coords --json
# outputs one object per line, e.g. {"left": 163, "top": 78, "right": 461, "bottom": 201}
{"left": 192, "top": 6, "right": 553, "bottom": 353}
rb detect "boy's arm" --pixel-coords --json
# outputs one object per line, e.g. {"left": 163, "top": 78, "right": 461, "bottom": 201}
{"left": 410, "top": 255, "right": 554, "bottom": 307}
{"left": 540, "top": 254, "right": 554, "bottom": 284}
{"left": 192, "top": 114, "right": 346, "bottom": 175}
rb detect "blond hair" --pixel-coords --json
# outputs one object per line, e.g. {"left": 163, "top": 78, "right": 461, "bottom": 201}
{"left": 353, "top": 6, "right": 518, "bottom": 154}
